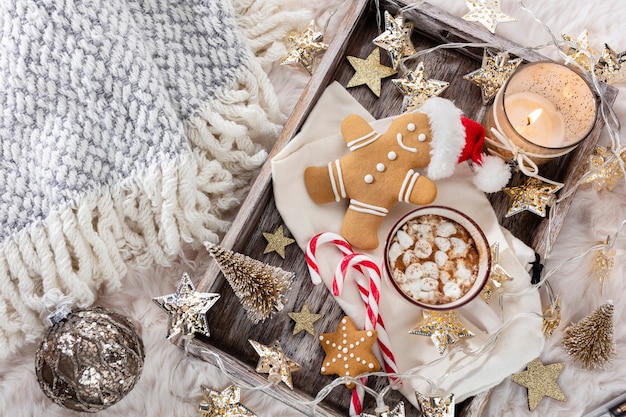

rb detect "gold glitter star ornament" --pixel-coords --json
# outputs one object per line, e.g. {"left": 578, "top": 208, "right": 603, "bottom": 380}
{"left": 462, "top": 0, "right": 516, "bottom": 33}
{"left": 152, "top": 273, "right": 220, "bottom": 339}
{"left": 464, "top": 50, "right": 523, "bottom": 104}
{"left": 281, "top": 20, "right": 328, "bottom": 75}
{"left": 392, "top": 62, "right": 449, "bottom": 113}
{"left": 595, "top": 44, "right": 626, "bottom": 84}
{"left": 372, "top": 11, "right": 416, "bottom": 70}
{"left": 249, "top": 339, "right": 301, "bottom": 389}
{"left": 347, "top": 49, "right": 397, "bottom": 97}
{"left": 511, "top": 358, "right": 566, "bottom": 411}
{"left": 503, "top": 177, "right": 563, "bottom": 217}
{"left": 198, "top": 385, "right": 257, "bottom": 417}
{"left": 409, "top": 310, "right": 474, "bottom": 355}
{"left": 361, "top": 402, "right": 406, "bottom": 417}
{"left": 288, "top": 303, "right": 321, "bottom": 335}
{"left": 416, "top": 392, "right": 455, "bottom": 417}
{"left": 262, "top": 225, "right": 295, "bottom": 258}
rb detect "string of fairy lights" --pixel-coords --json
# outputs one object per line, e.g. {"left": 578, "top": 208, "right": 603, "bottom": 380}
{"left": 164, "top": 1, "right": 626, "bottom": 416}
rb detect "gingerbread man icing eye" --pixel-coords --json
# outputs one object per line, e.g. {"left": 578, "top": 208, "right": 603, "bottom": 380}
{"left": 418, "top": 133, "right": 427, "bottom": 142}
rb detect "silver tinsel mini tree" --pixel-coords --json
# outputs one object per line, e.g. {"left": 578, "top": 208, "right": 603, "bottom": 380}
{"left": 204, "top": 242, "right": 294, "bottom": 323}
{"left": 562, "top": 301, "right": 616, "bottom": 370}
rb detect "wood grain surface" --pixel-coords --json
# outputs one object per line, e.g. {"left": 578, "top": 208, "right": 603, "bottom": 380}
{"left": 190, "top": 1, "right": 617, "bottom": 415}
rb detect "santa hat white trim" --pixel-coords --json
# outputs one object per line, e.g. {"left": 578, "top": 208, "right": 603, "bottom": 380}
{"left": 420, "top": 97, "right": 466, "bottom": 180}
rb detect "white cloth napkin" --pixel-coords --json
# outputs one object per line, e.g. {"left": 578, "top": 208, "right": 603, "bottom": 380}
{"left": 271, "top": 82, "right": 544, "bottom": 407}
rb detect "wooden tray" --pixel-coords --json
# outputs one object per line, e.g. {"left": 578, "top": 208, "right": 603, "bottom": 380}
{"left": 189, "top": 1, "right": 618, "bottom": 415}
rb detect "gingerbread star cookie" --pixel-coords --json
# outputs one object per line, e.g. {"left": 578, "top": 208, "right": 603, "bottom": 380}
{"left": 318, "top": 316, "right": 381, "bottom": 388}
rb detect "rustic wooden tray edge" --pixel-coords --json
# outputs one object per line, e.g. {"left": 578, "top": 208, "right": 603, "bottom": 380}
{"left": 190, "top": 1, "right": 618, "bottom": 416}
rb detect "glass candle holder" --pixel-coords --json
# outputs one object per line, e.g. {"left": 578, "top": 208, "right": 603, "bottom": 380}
{"left": 483, "top": 61, "right": 597, "bottom": 166}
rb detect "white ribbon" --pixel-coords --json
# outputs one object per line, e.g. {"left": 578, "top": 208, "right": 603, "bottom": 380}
{"left": 485, "top": 127, "right": 565, "bottom": 189}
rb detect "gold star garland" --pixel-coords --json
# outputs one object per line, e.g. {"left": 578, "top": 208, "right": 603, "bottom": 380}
{"left": 249, "top": 339, "right": 301, "bottom": 389}
{"left": 409, "top": 310, "right": 474, "bottom": 355}
{"left": 581, "top": 146, "right": 626, "bottom": 192}
{"left": 288, "top": 303, "right": 321, "bottom": 335}
{"left": 562, "top": 30, "right": 595, "bottom": 72}
{"left": 464, "top": 50, "right": 523, "bottom": 105}
{"left": 361, "top": 402, "right": 406, "bottom": 417}
{"left": 595, "top": 44, "right": 626, "bottom": 84}
{"left": 542, "top": 295, "right": 561, "bottom": 339}
{"left": 262, "top": 225, "right": 295, "bottom": 259}
{"left": 503, "top": 177, "right": 563, "bottom": 218}
{"left": 392, "top": 62, "right": 449, "bottom": 113}
{"left": 198, "top": 385, "right": 257, "bottom": 417}
{"left": 152, "top": 273, "right": 220, "bottom": 339}
{"left": 481, "top": 242, "right": 514, "bottom": 304}
{"left": 593, "top": 237, "right": 616, "bottom": 294}
{"left": 281, "top": 20, "right": 328, "bottom": 75}
{"left": 462, "top": 0, "right": 516, "bottom": 33}
{"left": 372, "top": 11, "right": 416, "bottom": 70}
{"left": 346, "top": 49, "right": 397, "bottom": 97}
{"left": 511, "top": 358, "right": 566, "bottom": 411}
{"left": 416, "top": 392, "right": 455, "bottom": 417}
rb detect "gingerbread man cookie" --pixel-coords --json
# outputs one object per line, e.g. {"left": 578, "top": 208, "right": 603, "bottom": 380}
{"left": 304, "top": 97, "right": 511, "bottom": 250}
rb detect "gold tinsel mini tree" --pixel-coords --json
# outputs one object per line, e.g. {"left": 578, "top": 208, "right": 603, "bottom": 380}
{"left": 561, "top": 301, "right": 616, "bottom": 370}
{"left": 204, "top": 242, "right": 294, "bottom": 323}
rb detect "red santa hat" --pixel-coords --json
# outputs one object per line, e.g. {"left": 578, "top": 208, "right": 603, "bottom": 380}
{"left": 419, "top": 97, "right": 511, "bottom": 193}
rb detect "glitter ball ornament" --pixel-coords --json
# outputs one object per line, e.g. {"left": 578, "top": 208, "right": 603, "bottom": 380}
{"left": 35, "top": 307, "right": 145, "bottom": 412}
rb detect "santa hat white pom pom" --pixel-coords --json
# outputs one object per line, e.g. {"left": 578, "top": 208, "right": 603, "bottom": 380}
{"left": 473, "top": 154, "right": 512, "bottom": 193}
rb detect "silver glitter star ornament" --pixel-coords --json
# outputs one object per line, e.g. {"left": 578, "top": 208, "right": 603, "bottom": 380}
{"left": 392, "top": 62, "right": 449, "bottom": 113}
{"left": 198, "top": 385, "right": 257, "bottom": 417}
{"left": 595, "top": 44, "right": 626, "bottom": 84}
{"left": 416, "top": 392, "right": 455, "bottom": 417}
{"left": 281, "top": 20, "right": 328, "bottom": 75}
{"left": 481, "top": 242, "right": 513, "bottom": 303}
{"left": 249, "top": 339, "right": 301, "bottom": 389}
{"left": 464, "top": 50, "right": 523, "bottom": 104}
{"left": 462, "top": 0, "right": 516, "bottom": 33}
{"left": 152, "top": 272, "right": 220, "bottom": 339}
{"left": 409, "top": 310, "right": 474, "bottom": 355}
{"left": 373, "top": 11, "right": 417, "bottom": 70}
{"left": 503, "top": 178, "right": 563, "bottom": 218}
{"left": 361, "top": 402, "right": 406, "bottom": 417}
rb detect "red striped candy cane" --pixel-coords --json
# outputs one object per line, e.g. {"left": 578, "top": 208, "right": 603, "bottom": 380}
{"left": 306, "top": 232, "right": 400, "bottom": 416}
{"left": 306, "top": 232, "right": 354, "bottom": 285}
{"left": 334, "top": 254, "right": 398, "bottom": 379}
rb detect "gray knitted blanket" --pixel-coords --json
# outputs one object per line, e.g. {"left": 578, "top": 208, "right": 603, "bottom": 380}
{"left": 0, "top": 0, "right": 304, "bottom": 354}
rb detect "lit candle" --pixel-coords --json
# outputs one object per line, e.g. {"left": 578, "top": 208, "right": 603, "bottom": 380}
{"left": 483, "top": 62, "right": 597, "bottom": 165}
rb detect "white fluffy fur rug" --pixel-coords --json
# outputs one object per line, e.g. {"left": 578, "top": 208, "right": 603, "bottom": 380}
{"left": 2, "top": 1, "right": 625, "bottom": 416}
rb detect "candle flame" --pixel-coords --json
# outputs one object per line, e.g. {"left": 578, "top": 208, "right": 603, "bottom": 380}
{"left": 526, "top": 108, "right": 543, "bottom": 125}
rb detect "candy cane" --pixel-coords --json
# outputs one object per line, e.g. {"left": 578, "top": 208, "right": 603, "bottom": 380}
{"left": 335, "top": 253, "right": 399, "bottom": 378}
{"left": 306, "top": 232, "right": 400, "bottom": 416}
{"left": 306, "top": 232, "right": 354, "bottom": 285}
